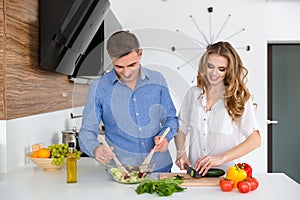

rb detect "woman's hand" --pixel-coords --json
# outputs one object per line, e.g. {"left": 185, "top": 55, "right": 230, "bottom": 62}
{"left": 153, "top": 135, "right": 169, "bottom": 152}
{"left": 175, "top": 151, "right": 191, "bottom": 170}
{"left": 194, "top": 130, "right": 261, "bottom": 175}
{"left": 194, "top": 155, "right": 224, "bottom": 176}
{"left": 94, "top": 144, "right": 115, "bottom": 163}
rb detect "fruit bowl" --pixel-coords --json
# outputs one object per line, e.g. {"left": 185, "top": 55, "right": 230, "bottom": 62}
{"left": 107, "top": 162, "right": 155, "bottom": 184}
{"left": 27, "top": 152, "right": 66, "bottom": 172}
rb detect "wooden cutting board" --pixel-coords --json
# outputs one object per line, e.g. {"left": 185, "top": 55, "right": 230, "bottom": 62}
{"left": 158, "top": 173, "right": 223, "bottom": 186}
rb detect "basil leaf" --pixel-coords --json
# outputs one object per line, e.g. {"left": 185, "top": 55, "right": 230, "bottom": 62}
{"left": 135, "top": 178, "right": 187, "bottom": 196}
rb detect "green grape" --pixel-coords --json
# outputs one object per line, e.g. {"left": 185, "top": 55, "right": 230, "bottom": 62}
{"left": 52, "top": 158, "right": 58, "bottom": 166}
{"left": 76, "top": 151, "right": 81, "bottom": 160}
{"left": 48, "top": 143, "right": 82, "bottom": 166}
{"left": 56, "top": 159, "right": 61, "bottom": 165}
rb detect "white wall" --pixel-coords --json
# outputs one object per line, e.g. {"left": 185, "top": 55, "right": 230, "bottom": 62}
{"left": 109, "top": 0, "right": 300, "bottom": 173}
{"left": 0, "top": 121, "right": 6, "bottom": 172}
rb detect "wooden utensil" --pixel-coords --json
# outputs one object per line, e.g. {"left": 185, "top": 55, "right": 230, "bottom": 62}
{"left": 140, "top": 127, "right": 170, "bottom": 172}
{"left": 98, "top": 134, "right": 129, "bottom": 175}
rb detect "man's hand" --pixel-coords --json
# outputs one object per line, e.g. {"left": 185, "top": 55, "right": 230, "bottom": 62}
{"left": 94, "top": 144, "right": 115, "bottom": 163}
{"left": 153, "top": 136, "right": 169, "bottom": 152}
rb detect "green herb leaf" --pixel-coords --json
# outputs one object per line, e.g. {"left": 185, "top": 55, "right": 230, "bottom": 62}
{"left": 135, "top": 177, "right": 187, "bottom": 196}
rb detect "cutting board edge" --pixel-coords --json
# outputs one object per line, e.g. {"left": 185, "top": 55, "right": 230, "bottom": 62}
{"left": 158, "top": 173, "right": 223, "bottom": 187}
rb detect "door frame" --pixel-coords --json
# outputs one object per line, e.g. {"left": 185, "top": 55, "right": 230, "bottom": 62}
{"left": 267, "top": 44, "right": 273, "bottom": 173}
{"left": 267, "top": 42, "right": 300, "bottom": 173}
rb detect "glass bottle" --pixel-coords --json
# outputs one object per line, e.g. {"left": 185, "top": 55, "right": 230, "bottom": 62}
{"left": 67, "top": 142, "right": 77, "bottom": 183}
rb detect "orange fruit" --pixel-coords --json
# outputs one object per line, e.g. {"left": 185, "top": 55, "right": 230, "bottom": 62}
{"left": 37, "top": 148, "right": 51, "bottom": 158}
{"left": 31, "top": 151, "right": 39, "bottom": 158}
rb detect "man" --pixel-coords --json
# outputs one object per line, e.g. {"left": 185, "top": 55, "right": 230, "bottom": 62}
{"left": 78, "top": 30, "right": 178, "bottom": 172}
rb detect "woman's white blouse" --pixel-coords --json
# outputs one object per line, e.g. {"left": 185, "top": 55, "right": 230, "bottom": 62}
{"left": 178, "top": 86, "right": 261, "bottom": 170}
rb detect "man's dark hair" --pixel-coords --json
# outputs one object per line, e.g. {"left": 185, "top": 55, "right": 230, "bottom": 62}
{"left": 106, "top": 30, "right": 140, "bottom": 59}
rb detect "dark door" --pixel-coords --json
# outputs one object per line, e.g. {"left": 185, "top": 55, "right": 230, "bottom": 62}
{"left": 268, "top": 44, "right": 300, "bottom": 183}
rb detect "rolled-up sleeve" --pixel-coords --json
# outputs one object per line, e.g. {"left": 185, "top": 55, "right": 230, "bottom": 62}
{"left": 240, "top": 98, "right": 262, "bottom": 138}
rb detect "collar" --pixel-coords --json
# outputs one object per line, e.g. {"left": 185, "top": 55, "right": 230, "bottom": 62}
{"left": 108, "top": 65, "right": 149, "bottom": 85}
{"left": 199, "top": 90, "right": 225, "bottom": 112}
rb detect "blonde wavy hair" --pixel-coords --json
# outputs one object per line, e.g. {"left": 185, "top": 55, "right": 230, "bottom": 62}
{"left": 197, "top": 41, "right": 250, "bottom": 122}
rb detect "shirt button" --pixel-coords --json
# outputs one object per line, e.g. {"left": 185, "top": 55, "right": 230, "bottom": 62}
{"left": 141, "top": 142, "right": 144, "bottom": 145}
{"left": 204, "top": 118, "right": 206, "bottom": 121}
{"left": 203, "top": 148, "right": 206, "bottom": 151}
{"left": 133, "top": 98, "right": 136, "bottom": 101}
{"left": 136, "top": 112, "right": 139, "bottom": 116}
{"left": 138, "top": 127, "right": 142, "bottom": 131}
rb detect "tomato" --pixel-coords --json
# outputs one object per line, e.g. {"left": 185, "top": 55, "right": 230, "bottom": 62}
{"left": 237, "top": 180, "right": 252, "bottom": 193}
{"left": 246, "top": 177, "right": 259, "bottom": 191}
{"left": 219, "top": 179, "right": 234, "bottom": 192}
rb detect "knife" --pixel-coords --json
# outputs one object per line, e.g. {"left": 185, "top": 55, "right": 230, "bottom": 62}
{"left": 183, "top": 163, "right": 202, "bottom": 178}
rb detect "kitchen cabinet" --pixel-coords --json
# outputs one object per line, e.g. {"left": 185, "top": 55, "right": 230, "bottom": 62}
{"left": 1, "top": 158, "right": 300, "bottom": 200}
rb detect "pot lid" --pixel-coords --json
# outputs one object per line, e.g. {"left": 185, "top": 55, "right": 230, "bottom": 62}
{"left": 62, "top": 126, "right": 79, "bottom": 134}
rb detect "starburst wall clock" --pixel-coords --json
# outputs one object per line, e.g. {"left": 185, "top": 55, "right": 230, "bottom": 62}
{"left": 171, "top": 7, "right": 250, "bottom": 75}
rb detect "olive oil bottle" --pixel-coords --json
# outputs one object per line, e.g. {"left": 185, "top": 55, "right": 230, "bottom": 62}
{"left": 67, "top": 142, "right": 77, "bottom": 183}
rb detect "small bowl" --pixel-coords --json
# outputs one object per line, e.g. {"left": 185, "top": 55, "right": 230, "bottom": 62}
{"left": 107, "top": 162, "right": 155, "bottom": 184}
{"left": 27, "top": 153, "right": 66, "bottom": 172}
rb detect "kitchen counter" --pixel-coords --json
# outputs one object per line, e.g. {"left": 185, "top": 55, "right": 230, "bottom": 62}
{"left": 1, "top": 158, "right": 300, "bottom": 200}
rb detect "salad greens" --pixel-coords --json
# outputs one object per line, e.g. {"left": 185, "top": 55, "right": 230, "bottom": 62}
{"left": 109, "top": 167, "right": 151, "bottom": 184}
{"left": 135, "top": 176, "right": 187, "bottom": 196}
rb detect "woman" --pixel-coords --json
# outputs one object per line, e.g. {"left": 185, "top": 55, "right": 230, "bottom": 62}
{"left": 175, "top": 41, "right": 261, "bottom": 175}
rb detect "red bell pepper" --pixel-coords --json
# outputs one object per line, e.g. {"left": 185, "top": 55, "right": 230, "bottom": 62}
{"left": 237, "top": 163, "right": 252, "bottom": 178}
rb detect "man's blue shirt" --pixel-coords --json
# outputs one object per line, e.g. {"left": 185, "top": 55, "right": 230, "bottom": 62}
{"left": 78, "top": 66, "right": 178, "bottom": 172}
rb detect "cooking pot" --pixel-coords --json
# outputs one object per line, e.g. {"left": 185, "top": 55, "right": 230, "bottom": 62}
{"left": 62, "top": 127, "right": 80, "bottom": 151}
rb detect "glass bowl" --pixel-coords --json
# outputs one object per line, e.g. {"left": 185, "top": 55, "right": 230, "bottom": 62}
{"left": 106, "top": 162, "right": 155, "bottom": 184}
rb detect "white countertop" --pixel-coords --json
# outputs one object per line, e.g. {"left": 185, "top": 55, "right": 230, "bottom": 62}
{"left": 1, "top": 158, "right": 300, "bottom": 200}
